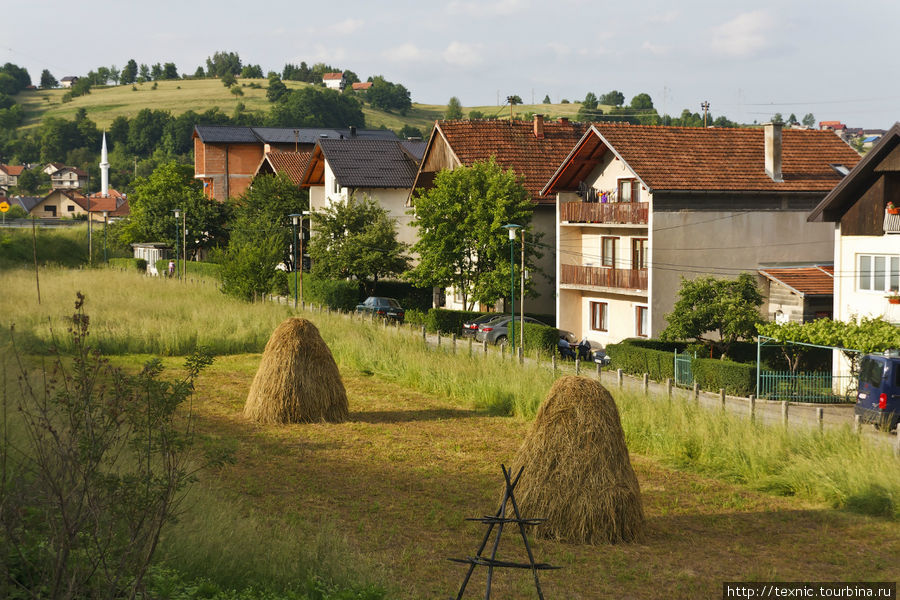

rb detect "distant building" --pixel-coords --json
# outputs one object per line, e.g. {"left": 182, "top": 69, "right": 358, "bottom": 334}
{"left": 351, "top": 81, "right": 372, "bottom": 91}
{"left": 0, "top": 164, "right": 24, "bottom": 190}
{"left": 322, "top": 72, "right": 345, "bottom": 90}
{"left": 59, "top": 76, "right": 79, "bottom": 88}
{"left": 50, "top": 166, "right": 88, "bottom": 190}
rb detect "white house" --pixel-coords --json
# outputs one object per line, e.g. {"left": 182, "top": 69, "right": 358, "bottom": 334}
{"left": 322, "top": 72, "right": 344, "bottom": 90}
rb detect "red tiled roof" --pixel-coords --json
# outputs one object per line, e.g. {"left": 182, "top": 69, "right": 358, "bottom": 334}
{"left": 323, "top": 72, "right": 344, "bottom": 80}
{"left": 351, "top": 82, "right": 372, "bottom": 90}
{"left": 1, "top": 164, "right": 25, "bottom": 176}
{"left": 432, "top": 118, "right": 589, "bottom": 204}
{"left": 759, "top": 266, "right": 834, "bottom": 296}
{"left": 547, "top": 124, "right": 861, "bottom": 194}
{"left": 259, "top": 151, "right": 311, "bottom": 186}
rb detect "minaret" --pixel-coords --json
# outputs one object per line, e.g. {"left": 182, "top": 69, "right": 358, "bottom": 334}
{"left": 100, "top": 131, "right": 109, "bottom": 198}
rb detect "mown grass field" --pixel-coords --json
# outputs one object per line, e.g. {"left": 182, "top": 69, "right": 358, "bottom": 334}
{"left": 13, "top": 78, "right": 586, "bottom": 134}
{"left": 3, "top": 267, "right": 898, "bottom": 599}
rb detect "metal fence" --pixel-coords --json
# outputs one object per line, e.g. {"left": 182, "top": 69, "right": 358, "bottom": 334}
{"left": 758, "top": 370, "right": 855, "bottom": 404}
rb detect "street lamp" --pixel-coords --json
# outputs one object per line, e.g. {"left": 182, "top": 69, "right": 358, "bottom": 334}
{"left": 300, "top": 210, "right": 310, "bottom": 308}
{"left": 102, "top": 210, "right": 109, "bottom": 263}
{"left": 289, "top": 213, "right": 301, "bottom": 309}
{"left": 172, "top": 209, "right": 180, "bottom": 280}
{"left": 502, "top": 223, "right": 521, "bottom": 350}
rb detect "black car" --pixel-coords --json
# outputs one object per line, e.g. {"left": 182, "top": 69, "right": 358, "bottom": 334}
{"left": 355, "top": 297, "right": 405, "bottom": 323}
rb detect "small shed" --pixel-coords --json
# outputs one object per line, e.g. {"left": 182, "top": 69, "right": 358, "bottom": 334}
{"left": 758, "top": 265, "right": 834, "bottom": 324}
{"left": 132, "top": 243, "right": 171, "bottom": 275}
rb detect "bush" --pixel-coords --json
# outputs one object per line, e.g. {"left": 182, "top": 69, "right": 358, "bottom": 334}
{"left": 404, "top": 309, "right": 427, "bottom": 327}
{"left": 425, "top": 308, "right": 487, "bottom": 334}
{"left": 109, "top": 257, "right": 146, "bottom": 272}
{"left": 154, "top": 259, "right": 221, "bottom": 279}
{"left": 300, "top": 275, "right": 359, "bottom": 312}
{"left": 521, "top": 321, "right": 559, "bottom": 355}
{"left": 692, "top": 357, "right": 757, "bottom": 396}
{"left": 606, "top": 339, "right": 676, "bottom": 381}
{"left": 136, "top": 258, "right": 148, "bottom": 272}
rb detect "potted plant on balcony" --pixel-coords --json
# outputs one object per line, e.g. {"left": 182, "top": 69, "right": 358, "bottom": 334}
{"left": 888, "top": 290, "right": 900, "bottom": 304}
{"left": 887, "top": 201, "right": 899, "bottom": 215}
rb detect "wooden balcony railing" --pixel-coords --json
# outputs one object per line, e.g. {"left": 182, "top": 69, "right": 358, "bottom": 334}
{"left": 561, "top": 264, "right": 648, "bottom": 291}
{"left": 560, "top": 201, "right": 648, "bottom": 225}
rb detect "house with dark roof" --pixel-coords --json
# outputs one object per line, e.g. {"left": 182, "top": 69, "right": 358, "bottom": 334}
{"left": 50, "top": 166, "right": 88, "bottom": 190}
{"left": 542, "top": 122, "right": 861, "bottom": 346}
{"left": 300, "top": 138, "right": 426, "bottom": 250}
{"left": 410, "top": 115, "right": 589, "bottom": 314}
{"left": 758, "top": 265, "right": 834, "bottom": 323}
{"left": 808, "top": 122, "right": 900, "bottom": 328}
{"left": 193, "top": 125, "right": 398, "bottom": 201}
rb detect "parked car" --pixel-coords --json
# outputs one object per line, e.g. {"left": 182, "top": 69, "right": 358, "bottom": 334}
{"left": 855, "top": 351, "right": 900, "bottom": 431}
{"left": 475, "top": 315, "right": 549, "bottom": 345}
{"left": 461, "top": 314, "right": 500, "bottom": 338}
{"left": 355, "top": 297, "right": 405, "bottom": 323}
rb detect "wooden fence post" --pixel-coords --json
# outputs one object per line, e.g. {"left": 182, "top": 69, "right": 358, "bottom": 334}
{"left": 551, "top": 352, "right": 557, "bottom": 374}
{"left": 422, "top": 325, "right": 426, "bottom": 344}
{"left": 816, "top": 407, "right": 824, "bottom": 433}
{"left": 666, "top": 378, "right": 673, "bottom": 398}
{"left": 482, "top": 340, "right": 487, "bottom": 355}
{"left": 468, "top": 336, "right": 473, "bottom": 357}
{"left": 452, "top": 333, "right": 457, "bottom": 353}
{"left": 575, "top": 358, "right": 580, "bottom": 375}
{"left": 781, "top": 401, "right": 789, "bottom": 427}
{"left": 720, "top": 389, "right": 726, "bottom": 410}
{"left": 693, "top": 382, "right": 700, "bottom": 402}
{"left": 854, "top": 414, "right": 861, "bottom": 435}
{"left": 437, "top": 332, "right": 442, "bottom": 348}
{"left": 642, "top": 374, "right": 649, "bottom": 395}
{"left": 617, "top": 369, "right": 623, "bottom": 388}
{"left": 749, "top": 394, "right": 756, "bottom": 422}
{"left": 596, "top": 362, "right": 602, "bottom": 380}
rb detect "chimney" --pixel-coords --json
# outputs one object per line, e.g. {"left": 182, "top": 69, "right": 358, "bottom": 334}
{"left": 558, "top": 117, "right": 569, "bottom": 124}
{"left": 263, "top": 143, "right": 272, "bottom": 154}
{"left": 764, "top": 122, "right": 783, "bottom": 182}
{"left": 350, "top": 125, "right": 357, "bottom": 137}
{"left": 533, "top": 114, "right": 544, "bottom": 139}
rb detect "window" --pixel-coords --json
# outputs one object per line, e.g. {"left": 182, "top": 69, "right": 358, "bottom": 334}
{"left": 332, "top": 176, "right": 340, "bottom": 195}
{"left": 635, "top": 306, "right": 648, "bottom": 337}
{"left": 632, "top": 238, "right": 648, "bottom": 270}
{"left": 618, "top": 179, "right": 639, "bottom": 203}
{"left": 67, "top": 205, "right": 75, "bottom": 212}
{"left": 858, "top": 254, "right": 900, "bottom": 292}
{"left": 590, "top": 302, "right": 608, "bottom": 332}
{"left": 601, "top": 236, "right": 618, "bottom": 268}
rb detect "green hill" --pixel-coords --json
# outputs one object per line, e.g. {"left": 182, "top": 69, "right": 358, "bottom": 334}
{"left": 14, "top": 78, "right": 586, "bottom": 135}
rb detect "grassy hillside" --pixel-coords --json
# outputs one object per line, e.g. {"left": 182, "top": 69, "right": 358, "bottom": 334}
{"left": 14, "top": 78, "right": 587, "bottom": 135}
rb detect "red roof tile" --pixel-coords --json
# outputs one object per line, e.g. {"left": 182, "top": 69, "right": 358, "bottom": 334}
{"left": 431, "top": 118, "right": 589, "bottom": 204}
{"left": 1, "top": 164, "right": 25, "bottom": 176}
{"left": 759, "top": 266, "right": 834, "bottom": 296}
{"left": 351, "top": 82, "right": 372, "bottom": 90}
{"left": 547, "top": 124, "right": 861, "bottom": 194}
{"left": 322, "top": 72, "right": 344, "bottom": 80}
{"left": 259, "top": 151, "right": 311, "bottom": 186}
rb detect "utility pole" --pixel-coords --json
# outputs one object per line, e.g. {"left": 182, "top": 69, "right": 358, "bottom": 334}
{"left": 701, "top": 101, "right": 710, "bottom": 127}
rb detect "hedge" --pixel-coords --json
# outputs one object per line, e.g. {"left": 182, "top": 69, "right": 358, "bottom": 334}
{"left": 108, "top": 258, "right": 146, "bottom": 272}
{"left": 297, "top": 276, "right": 359, "bottom": 312}
{"left": 521, "top": 322, "right": 560, "bottom": 354}
{"left": 425, "top": 309, "right": 487, "bottom": 334}
{"left": 692, "top": 357, "right": 757, "bottom": 396}
{"left": 606, "top": 340, "right": 675, "bottom": 381}
{"left": 154, "top": 259, "right": 221, "bottom": 279}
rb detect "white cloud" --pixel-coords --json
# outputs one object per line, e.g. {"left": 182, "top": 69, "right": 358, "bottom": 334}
{"left": 383, "top": 43, "right": 428, "bottom": 63}
{"left": 324, "top": 18, "right": 363, "bottom": 35}
{"left": 711, "top": 10, "right": 774, "bottom": 58}
{"left": 650, "top": 9, "right": 679, "bottom": 24}
{"left": 546, "top": 42, "right": 572, "bottom": 57}
{"left": 442, "top": 41, "right": 484, "bottom": 67}
{"left": 447, "top": 0, "right": 524, "bottom": 16}
{"left": 641, "top": 40, "right": 668, "bottom": 56}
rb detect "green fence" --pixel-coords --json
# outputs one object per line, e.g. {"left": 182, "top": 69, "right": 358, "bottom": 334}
{"left": 758, "top": 371, "right": 855, "bottom": 404}
{"left": 674, "top": 351, "right": 694, "bottom": 387}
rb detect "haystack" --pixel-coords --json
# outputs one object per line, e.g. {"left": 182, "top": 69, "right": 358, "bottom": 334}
{"left": 243, "top": 317, "right": 348, "bottom": 424}
{"left": 509, "top": 376, "right": 644, "bottom": 544}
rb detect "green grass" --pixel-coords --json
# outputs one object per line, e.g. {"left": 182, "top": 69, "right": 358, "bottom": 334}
{"left": 0, "top": 224, "right": 89, "bottom": 269}
{"left": 14, "top": 78, "right": 588, "bottom": 134}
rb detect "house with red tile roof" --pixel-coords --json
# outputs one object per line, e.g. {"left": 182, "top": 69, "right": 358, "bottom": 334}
{"left": 410, "top": 115, "right": 589, "bottom": 314}
{"left": 0, "top": 164, "right": 25, "bottom": 190}
{"left": 758, "top": 265, "right": 834, "bottom": 323}
{"left": 322, "top": 72, "right": 345, "bottom": 90}
{"left": 542, "top": 122, "right": 861, "bottom": 346}
{"left": 85, "top": 188, "right": 129, "bottom": 221}
{"left": 254, "top": 151, "right": 312, "bottom": 187}
{"left": 351, "top": 81, "right": 372, "bottom": 91}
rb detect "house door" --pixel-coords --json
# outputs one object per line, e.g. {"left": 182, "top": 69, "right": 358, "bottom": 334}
{"left": 632, "top": 238, "right": 648, "bottom": 270}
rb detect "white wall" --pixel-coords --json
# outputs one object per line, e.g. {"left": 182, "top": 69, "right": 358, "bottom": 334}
{"left": 835, "top": 231, "right": 900, "bottom": 323}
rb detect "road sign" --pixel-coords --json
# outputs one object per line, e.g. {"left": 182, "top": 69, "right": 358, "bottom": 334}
{"left": 0, "top": 201, "right": 9, "bottom": 213}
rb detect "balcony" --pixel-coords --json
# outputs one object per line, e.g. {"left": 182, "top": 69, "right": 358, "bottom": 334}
{"left": 560, "top": 201, "right": 648, "bottom": 225}
{"left": 561, "top": 264, "right": 648, "bottom": 292}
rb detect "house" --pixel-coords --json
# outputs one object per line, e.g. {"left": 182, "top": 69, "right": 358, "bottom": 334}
{"left": 84, "top": 188, "right": 129, "bottom": 222}
{"left": 758, "top": 265, "right": 834, "bottom": 323}
{"left": 322, "top": 72, "right": 345, "bottom": 90}
{"left": 410, "top": 116, "right": 589, "bottom": 314}
{"left": 193, "top": 125, "right": 398, "bottom": 201}
{"left": 43, "top": 162, "right": 66, "bottom": 175}
{"left": 59, "top": 76, "right": 78, "bottom": 88}
{"left": 542, "top": 122, "right": 861, "bottom": 347}
{"left": 0, "top": 164, "right": 25, "bottom": 189}
{"left": 50, "top": 166, "right": 88, "bottom": 190}
{"left": 351, "top": 81, "right": 372, "bottom": 91}
{"left": 808, "top": 122, "right": 900, "bottom": 326}
{"left": 30, "top": 189, "right": 89, "bottom": 218}
{"left": 254, "top": 151, "right": 312, "bottom": 186}
{"left": 300, "top": 138, "right": 426, "bottom": 250}
{"left": 6, "top": 196, "right": 42, "bottom": 214}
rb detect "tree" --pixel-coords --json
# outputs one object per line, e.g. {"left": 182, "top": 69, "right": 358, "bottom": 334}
{"left": 802, "top": 113, "right": 816, "bottom": 128}
{"left": 162, "top": 62, "right": 179, "bottom": 79}
{"left": 127, "top": 108, "right": 173, "bottom": 156}
{"left": 407, "top": 158, "right": 539, "bottom": 309}
{"left": 771, "top": 112, "right": 784, "bottom": 124}
{"left": 266, "top": 76, "right": 288, "bottom": 102}
{"left": 399, "top": 124, "right": 423, "bottom": 139}
{"left": 508, "top": 95, "right": 522, "bottom": 105}
{"left": 599, "top": 90, "right": 625, "bottom": 106}
{"left": 787, "top": 113, "right": 798, "bottom": 125}
{"left": 468, "top": 109, "right": 485, "bottom": 119}
{"left": 121, "top": 59, "right": 138, "bottom": 84}
{"left": 221, "top": 72, "right": 236, "bottom": 87}
{"left": 138, "top": 63, "right": 151, "bottom": 82}
{"left": 630, "top": 93, "right": 654, "bottom": 110}
{"left": 367, "top": 76, "right": 412, "bottom": 114}
{"left": 542, "top": 94, "right": 552, "bottom": 104}
{"left": 576, "top": 93, "right": 603, "bottom": 122}
{"left": 267, "top": 87, "right": 364, "bottom": 128}
{"left": 308, "top": 194, "right": 410, "bottom": 294}
{"left": 0, "top": 63, "right": 31, "bottom": 92}
{"left": 120, "top": 162, "right": 229, "bottom": 257}
{"left": 192, "top": 66, "right": 205, "bottom": 79}
{"left": 15, "top": 167, "right": 49, "bottom": 194}
{"left": 150, "top": 63, "right": 163, "bottom": 80}
{"left": 582, "top": 92, "right": 598, "bottom": 110}
{"left": 660, "top": 273, "right": 763, "bottom": 358}
{"left": 205, "top": 51, "right": 242, "bottom": 78}
{"left": 445, "top": 96, "right": 463, "bottom": 120}
{"left": 108, "top": 64, "right": 120, "bottom": 84}
{"left": 240, "top": 64, "right": 263, "bottom": 79}
{"left": 39, "top": 69, "right": 57, "bottom": 89}
{"left": 342, "top": 69, "right": 360, "bottom": 85}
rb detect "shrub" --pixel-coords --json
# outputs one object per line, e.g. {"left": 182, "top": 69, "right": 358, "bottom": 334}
{"left": 109, "top": 257, "right": 145, "bottom": 272}
{"left": 521, "top": 321, "right": 559, "bottom": 355}
{"left": 404, "top": 309, "right": 426, "bottom": 326}
{"left": 136, "top": 258, "right": 148, "bottom": 272}
{"left": 154, "top": 259, "right": 222, "bottom": 279}
{"left": 371, "top": 280, "right": 432, "bottom": 311}
{"left": 606, "top": 339, "right": 676, "bottom": 381}
{"left": 425, "top": 308, "right": 487, "bottom": 334}
{"left": 300, "top": 276, "right": 359, "bottom": 312}
{"left": 692, "top": 357, "right": 757, "bottom": 396}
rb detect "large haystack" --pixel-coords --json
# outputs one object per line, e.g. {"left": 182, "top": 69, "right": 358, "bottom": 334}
{"left": 510, "top": 376, "right": 644, "bottom": 544}
{"left": 243, "top": 317, "right": 348, "bottom": 424}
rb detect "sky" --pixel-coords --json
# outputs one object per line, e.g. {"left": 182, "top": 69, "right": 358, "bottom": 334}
{"left": 5, "top": 0, "right": 899, "bottom": 129}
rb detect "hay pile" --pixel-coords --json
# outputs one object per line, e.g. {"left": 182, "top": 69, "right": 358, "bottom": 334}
{"left": 243, "top": 317, "right": 348, "bottom": 424}
{"left": 509, "top": 376, "right": 644, "bottom": 544}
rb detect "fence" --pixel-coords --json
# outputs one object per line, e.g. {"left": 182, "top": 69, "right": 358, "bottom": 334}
{"left": 758, "top": 370, "right": 855, "bottom": 404}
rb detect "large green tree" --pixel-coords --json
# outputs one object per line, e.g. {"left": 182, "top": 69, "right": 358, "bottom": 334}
{"left": 205, "top": 51, "right": 242, "bottom": 78}
{"left": 121, "top": 59, "right": 138, "bottom": 84}
{"left": 39, "top": 69, "right": 57, "bottom": 89}
{"left": 407, "top": 158, "right": 539, "bottom": 310}
{"left": 660, "top": 273, "right": 764, "bottom": 358}
{"left": 121, "top": 162, "right": 229, "bottom": 258}
{"left": 267, "top": 87, "right": 364, "bottom": 128}
{"left": 308, "top": 194, "right": 410, "bottom": 294}
{"left": 445, "top": 96, "right": 464, "bottom": 120}
{"left": 367, "top": 76, "right": 412, "bottom": 114}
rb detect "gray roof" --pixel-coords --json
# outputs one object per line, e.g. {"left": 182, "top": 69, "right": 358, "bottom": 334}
{"left": 400, "top": 140, "right": 427, "bottom": 161}
{"left": 319, "top": 139, "right": 422, "bottom": 189}
{"left": 10, "top": 196, "right": 42, "bottom": 212}
{"left": 194, "top": 125, "right": 399, "bottom": 145}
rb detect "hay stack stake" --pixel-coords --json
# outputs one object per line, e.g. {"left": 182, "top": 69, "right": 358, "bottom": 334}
{"left": 510, "top": 376, "right": 644, "bottom": 544}
{"left": 243, "top": 317, "right": 348, "bottom": 424}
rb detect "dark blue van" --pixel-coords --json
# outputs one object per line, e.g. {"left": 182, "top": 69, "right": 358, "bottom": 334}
{"left": 855, "top": 352, "right": 900, "bottom": 431}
